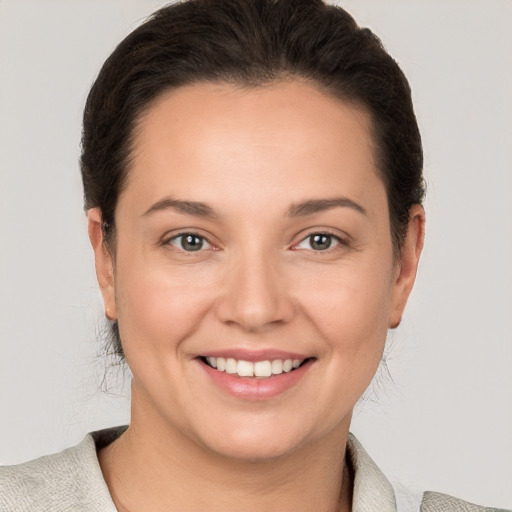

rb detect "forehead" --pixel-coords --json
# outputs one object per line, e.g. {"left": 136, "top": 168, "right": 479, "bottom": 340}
{"left": 123, "top": 80, "right": 384, "bottom": 216}
{"left": 134, "top": 80, "right": 374, "bottom": 158}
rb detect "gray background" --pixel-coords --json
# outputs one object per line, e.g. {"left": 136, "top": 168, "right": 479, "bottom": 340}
{"left": 0, "top": 0, "right": 511, "bottom": 508}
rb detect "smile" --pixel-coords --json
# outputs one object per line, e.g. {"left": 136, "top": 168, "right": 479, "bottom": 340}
{"left": 197, "top": 352, "right": 315, "bottom": 400}
{"left": 202, "top": 356, "right": 305, "bottom": 378}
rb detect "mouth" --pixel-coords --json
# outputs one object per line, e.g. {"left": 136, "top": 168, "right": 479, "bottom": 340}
{"left": 199, "top": 356, "right": 311, "bottom": 379}
{"left": 197, "top": 351, "right": 315, "bottom": 400}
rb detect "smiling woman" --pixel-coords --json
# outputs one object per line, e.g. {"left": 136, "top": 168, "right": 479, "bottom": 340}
{"left": 0, "top": 1, "right": 510, "bottom": 512}
{"left": 88, "top": 81, "right": 421, "bottom": 474}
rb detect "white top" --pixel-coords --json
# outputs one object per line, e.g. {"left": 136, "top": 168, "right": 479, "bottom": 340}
{"left": 0, "top": 426, "right": 504, "bottom": 511}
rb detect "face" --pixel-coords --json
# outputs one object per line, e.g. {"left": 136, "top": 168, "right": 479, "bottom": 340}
{"left": 90, "top": 80, "right": 423, "bottom": 461}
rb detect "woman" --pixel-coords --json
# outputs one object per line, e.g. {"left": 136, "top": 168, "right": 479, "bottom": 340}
{"left": 0, "top": 1, "right": 509, "bottom": 511}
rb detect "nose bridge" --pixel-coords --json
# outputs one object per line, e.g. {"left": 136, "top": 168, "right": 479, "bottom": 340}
{"left": 217, "top": 243, "right": 293, "bottom": 331}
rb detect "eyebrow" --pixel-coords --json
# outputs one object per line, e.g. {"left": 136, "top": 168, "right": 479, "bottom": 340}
{"left": 143, "top": 196, "right": 367, "bottom": 219}
{"left": 287, "top": 197, "right": 367, "bottom": 217}
{"left": 143, "top": 197, "right": 218, "bottom": 218}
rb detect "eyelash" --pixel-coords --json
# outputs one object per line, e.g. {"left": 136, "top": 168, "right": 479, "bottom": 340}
{"left": 163, "top": 231, "right": 346, "bottom": 254}
{"left": 164, "top": 232, "right": 216, "bottom": 253}
{"left": 292, "top": 232, "right": 346, "bottom": 253}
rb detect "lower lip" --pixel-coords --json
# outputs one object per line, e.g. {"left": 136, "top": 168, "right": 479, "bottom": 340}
{"left": 198, "top": 359, "right": 314, "bottom": 401}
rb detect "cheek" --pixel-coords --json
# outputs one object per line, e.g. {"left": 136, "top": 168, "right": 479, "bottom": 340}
{"left": 296, "top": 259, "right": 393, "bottom": 376}
{"left": 266, "top": 259, "right": 394, "bottom": 437}
{"left": 113, "top": 256, "right": 218, "bottom": 359}
{"left": 300, "top": 258, "right": 393, "bottom": 333}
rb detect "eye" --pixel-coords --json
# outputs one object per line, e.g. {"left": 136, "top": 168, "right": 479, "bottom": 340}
{"left": 167, "top": 233, "right": 212, "bottom": 252}
{"left": 294, "top": 232, "right": 342, "bottom": 251}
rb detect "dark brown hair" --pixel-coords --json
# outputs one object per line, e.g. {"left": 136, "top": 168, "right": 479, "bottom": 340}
{"left": 80, "top": 0, "right": 425, "bottom": 360}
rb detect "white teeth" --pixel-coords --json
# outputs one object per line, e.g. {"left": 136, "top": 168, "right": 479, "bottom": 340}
{"left": 205, "top": 356, "right": 305, "bottom": 378}
{"left": 254, "top": 360, "right": 272, "bottom": 377}
{"left": 225, "top": 358, "right": 237, "bottom": 374}
{"left": 237, "top": 360, "right": 254, "bottom": 377}
{"left": 283, "top": 359, "right": 293, "bottom": 372}
{"left": 271, "top": 359, "right": 283, "bottom": 375}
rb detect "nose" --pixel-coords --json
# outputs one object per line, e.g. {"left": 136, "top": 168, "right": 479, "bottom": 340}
{"left": 215, "top": 250, "right": 295, "bottom": 333}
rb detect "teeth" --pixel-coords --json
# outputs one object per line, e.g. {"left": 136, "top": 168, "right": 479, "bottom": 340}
{"left": 271, "top": 359, "right": 283, "bottom": 375}
{"left": 237, "top": 360, "right": 254, "bottom": 377}
{"left": 225, "top": 358, "right": 237, "bottom": 374}
{"left": 205, "top": 357, "right": 304, "bottom": 378}
{"left": 283, "top": 359, "right": 293, "bottom": 372}
{"left": 254, "top": 360, "right": 272, "bottom": 377}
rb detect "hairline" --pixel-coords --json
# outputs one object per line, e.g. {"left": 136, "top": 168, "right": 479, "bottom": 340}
{"left": 103, "top": 76, "right": 404, "bottom": 257}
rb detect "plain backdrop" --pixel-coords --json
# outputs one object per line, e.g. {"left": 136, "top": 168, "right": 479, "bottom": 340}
{"left": 0, "top": 0, "right": 511, "bottom": 509}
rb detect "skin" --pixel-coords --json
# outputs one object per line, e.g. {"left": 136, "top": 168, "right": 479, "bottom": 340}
{"left": 89, "top": 80, "right": 424, "bottom": 512}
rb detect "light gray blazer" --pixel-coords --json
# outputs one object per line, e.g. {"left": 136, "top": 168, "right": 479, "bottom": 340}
{"left": 0, "top": 426, "right": 508, "bottom": 512}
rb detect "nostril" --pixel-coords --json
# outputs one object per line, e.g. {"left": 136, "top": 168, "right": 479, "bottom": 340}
{"left": 214, "top": 263, "right": 295, "bottom": 331}
{"left": 216, "top": 294, "right": 295, "bottom": 332}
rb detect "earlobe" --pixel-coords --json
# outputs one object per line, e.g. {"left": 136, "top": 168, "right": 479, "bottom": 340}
{"left": 389, "top": 204, "right": 425, "bottom": 328}
{"left": 87, "top": 208, "right": 117, "bottom": 320}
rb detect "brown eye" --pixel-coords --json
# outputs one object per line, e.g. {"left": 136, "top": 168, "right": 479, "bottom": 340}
{"left": 169, "top": 233, "right": 210, "bottom": 251}
{"left": 309, "top": 234, "right": 332, "bottom": 251}
{"left": 293, "top": 232, "right": 343, "bottom": 252}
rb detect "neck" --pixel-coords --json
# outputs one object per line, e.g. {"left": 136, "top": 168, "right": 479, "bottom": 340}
{"left": 99, "top": 400, "right": 353, "bottom": 512}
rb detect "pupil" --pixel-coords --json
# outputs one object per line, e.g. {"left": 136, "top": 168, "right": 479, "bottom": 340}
{"left": 311, "top": 234, "right": 331, "bottom": 250}
{"left": 182, "top": 235, "right": 203, "bottom": 251}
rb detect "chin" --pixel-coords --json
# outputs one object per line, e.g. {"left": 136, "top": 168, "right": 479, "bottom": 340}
{"left": 203, "top": 432, "right": 302, "bottom": 462}
{"left": 190, "top": 412, "right": 328, "bottom": 462}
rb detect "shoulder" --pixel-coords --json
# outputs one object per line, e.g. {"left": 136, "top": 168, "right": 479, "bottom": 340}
{"left": 0, "top": 426, "right": 125, "bottom": 512}
{"left": 420, "top": 491, "right": 511, "bottom": 512}
{"left": 347, "top": 433, "right": 510, "bottom": 512}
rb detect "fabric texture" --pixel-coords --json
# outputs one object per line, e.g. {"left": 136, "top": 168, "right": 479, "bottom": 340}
{"left": 0, "top": 426, "right": 508, "bottom": 511}
{"left": 0, "top": 427, "right": 126, "bottom": 512}
{"left": 421, "top": 492, "right": 508, "bottom": 512}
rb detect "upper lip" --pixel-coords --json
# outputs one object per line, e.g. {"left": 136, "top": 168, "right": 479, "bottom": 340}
{"left": 197, "top": 348, "right": 312, "bottom": 362}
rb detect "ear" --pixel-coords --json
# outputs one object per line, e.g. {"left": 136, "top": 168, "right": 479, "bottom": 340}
{"left": 87, "top": 208, "right": 117, "bottom": 320}
{"left": 389, "top": 204, "right": 425, "bottom": 328}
